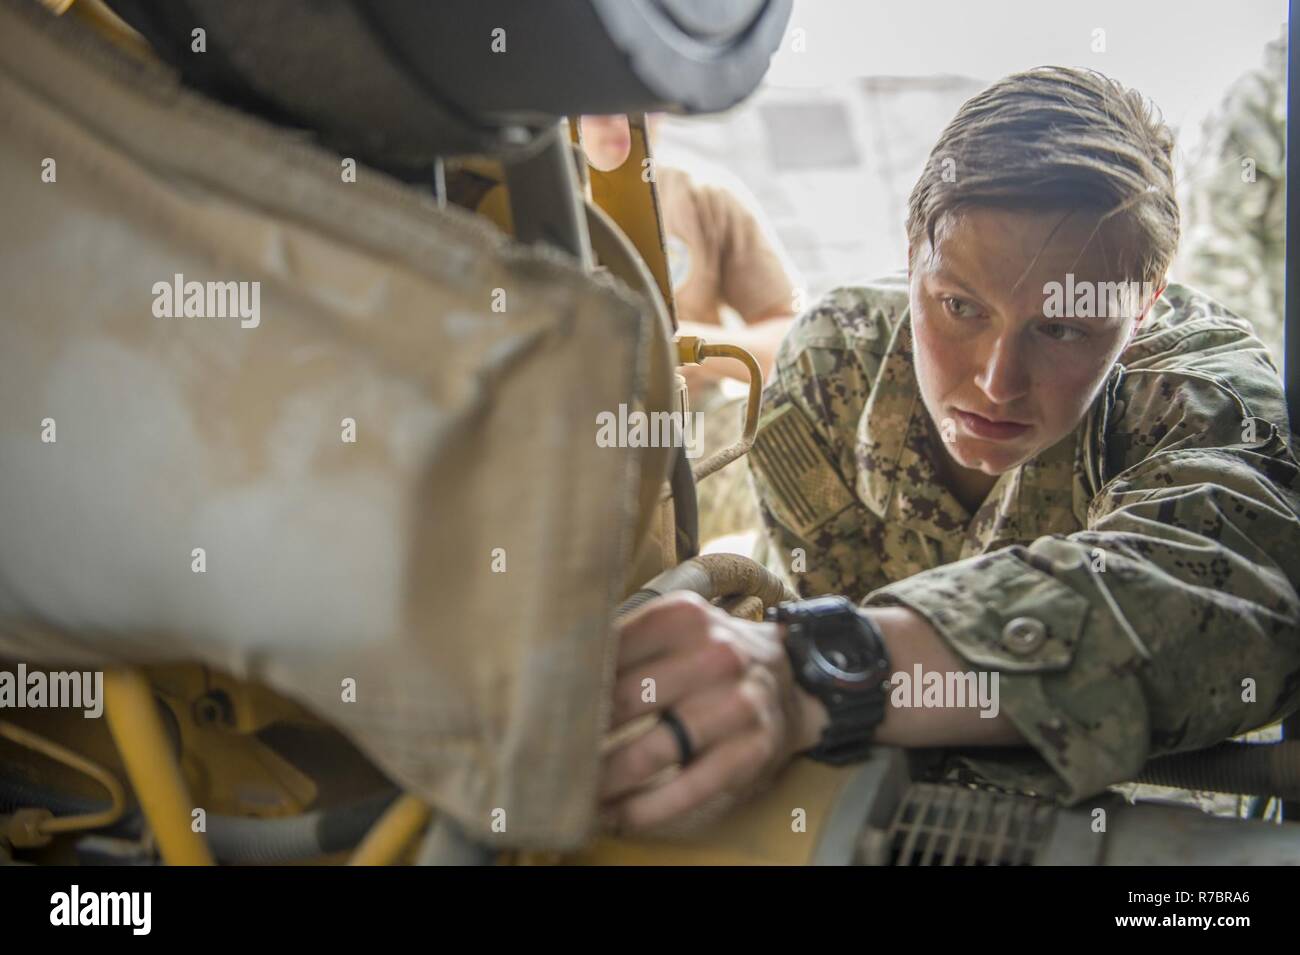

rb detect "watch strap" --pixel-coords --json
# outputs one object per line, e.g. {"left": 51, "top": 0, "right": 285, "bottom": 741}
{"left": 769, "top": 597, "right": 891, "bottom": 765}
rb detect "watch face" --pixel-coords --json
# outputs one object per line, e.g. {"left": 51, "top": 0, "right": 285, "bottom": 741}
{"left": 809, "top": 630, "right": 880, "bottom": 688}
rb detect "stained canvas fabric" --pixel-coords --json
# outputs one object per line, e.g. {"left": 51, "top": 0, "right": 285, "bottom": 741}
{"left": 0, "top": 0, "right": 664, "bottom": 848}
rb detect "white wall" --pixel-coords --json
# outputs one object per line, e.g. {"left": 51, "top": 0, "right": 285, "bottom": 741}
{"left": 654, "top": 0, "right": 1287, "bottom": 300}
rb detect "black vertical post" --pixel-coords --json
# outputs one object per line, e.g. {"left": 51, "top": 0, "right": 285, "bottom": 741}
{"left": 1288, "top": 4, "right": 1299, "bottom": 431}
{"left": 1283, "top": 0, "right": 1298, "bottom": 823}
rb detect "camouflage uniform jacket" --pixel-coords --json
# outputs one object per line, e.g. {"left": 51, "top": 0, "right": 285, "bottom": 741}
{"left": 1179, "top": 28, "right": 1287, "bottom": 363}
{"left": 748, "top": 272, "right": 1300, "bottom": 802}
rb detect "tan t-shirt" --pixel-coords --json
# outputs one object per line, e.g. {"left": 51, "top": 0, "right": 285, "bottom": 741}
{"left": 657, "top": 167, "right": 794, "bottom": 326}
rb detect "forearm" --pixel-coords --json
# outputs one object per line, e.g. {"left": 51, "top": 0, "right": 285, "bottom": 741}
{"left": 794, "top": 605, "right": 1026, "bottom": 751}
{"left": 867, "top": 606, "right": 1024, "bottom": 746}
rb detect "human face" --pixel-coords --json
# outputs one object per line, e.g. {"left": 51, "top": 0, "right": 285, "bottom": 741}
{"left": 908, "top": 206, "right": 1154, "bottom": 478}
{"left": 579, "top": 114, "right": 632, "bottom": 171}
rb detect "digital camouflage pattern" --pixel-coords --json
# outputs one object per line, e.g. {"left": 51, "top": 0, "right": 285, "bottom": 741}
{"left": 748, "top": 272, "right": 1300, "bottom": 803}
{"left": 1179, "top": 27, "right": 1286, "bottom": 365}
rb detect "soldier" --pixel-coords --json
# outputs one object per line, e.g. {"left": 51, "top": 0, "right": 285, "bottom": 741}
{"left": 582, "top": 114, "right": 798, "bottom": 545}
{"left": 655, "top": 159, "right": 798, "bottom": 546}
{"left": 1179, "top": 26, "right": 1287, "bottom": 365}
{"left": 598, "top": 67, "right": 1300, "bottom": 835}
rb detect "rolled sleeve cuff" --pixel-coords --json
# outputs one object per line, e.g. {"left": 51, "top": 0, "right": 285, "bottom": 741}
{"left": 862, "top": 546, "right": 1150, "bottom": 804}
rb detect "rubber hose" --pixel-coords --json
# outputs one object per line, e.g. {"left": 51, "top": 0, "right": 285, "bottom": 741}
{"left": 616, "top": 552, "right": 797, "bottom": 620}
{"left": 1136, "top": 741, "right": 1300, "bottom": 800}
{"left": 204, "top": 790, "right": 400, "bottom": 864}
{"left": 669, "top": 445, "right": 700, "bottom": 562}
{"left": 694, "top": 553, "right": 798, "bottom": 607}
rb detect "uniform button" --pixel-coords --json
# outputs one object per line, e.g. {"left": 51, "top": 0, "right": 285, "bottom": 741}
{"left": 1001, "top": 617, "right": 1047, "bottom": 655}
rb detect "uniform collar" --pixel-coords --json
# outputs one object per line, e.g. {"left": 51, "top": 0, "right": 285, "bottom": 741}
{"left": 962, "top": 424, "right": 1084, "bottom": 556}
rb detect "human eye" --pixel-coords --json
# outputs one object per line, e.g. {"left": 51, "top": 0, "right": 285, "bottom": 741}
{"left": 942, "top": 296, "right": 981, "bottom": 320}
{"left": 1039, "top": 321, "right": 1088, "bottom": 343}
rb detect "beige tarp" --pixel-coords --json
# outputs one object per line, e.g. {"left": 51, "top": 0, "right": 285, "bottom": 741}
{"left": 0, "top": 0, "right": 666, "bottom": 848}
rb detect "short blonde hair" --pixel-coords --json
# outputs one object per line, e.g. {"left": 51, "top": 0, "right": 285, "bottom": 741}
{"left": 906, "top": 66, "right": 1179, "bottom": 286}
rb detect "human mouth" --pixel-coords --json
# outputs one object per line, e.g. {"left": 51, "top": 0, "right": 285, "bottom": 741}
{"left": 954, "top": 409, "right": 1032, "bottom": 441}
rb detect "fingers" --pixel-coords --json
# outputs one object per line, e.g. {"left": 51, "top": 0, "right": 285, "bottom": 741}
{"left": 600, "top": 677, "right": 768, "bottom": 802}
{"left": 609, "top": 637, "right": 745, "bottom": 728}
{"left": 603, "top": 592, "right": 799, "bottom": 834}
{"left": 615, "top": 591, "right": 718, "bottom": 670}
{"left": 605, "top": 728, "right": 778, "bottom": 834}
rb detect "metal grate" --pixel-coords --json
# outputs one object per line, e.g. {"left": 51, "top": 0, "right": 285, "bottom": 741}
{"left": 881, "top": 783, "right": 1058, "bottom": 866}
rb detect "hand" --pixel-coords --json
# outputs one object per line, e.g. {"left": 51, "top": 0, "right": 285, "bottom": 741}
{"left": 599, "top": 591, "right": 829, "bottom": 837}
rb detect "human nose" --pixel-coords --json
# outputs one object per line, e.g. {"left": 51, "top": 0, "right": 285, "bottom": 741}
{"left": 973, "top": 332, "right": 1030, "bottom": 406}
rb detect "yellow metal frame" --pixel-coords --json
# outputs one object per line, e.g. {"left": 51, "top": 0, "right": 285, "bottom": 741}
{"left": 102, "top": 669, "right": 215, "bottom": 865}
{"left": 2, "top": 666, "right": 431, "bottom": 865}
{"left": 348, "top": 795, "right": 432, "bottom": 866}
{"left": 580, "top": 114, "right": 678, "bottom": 327}
{"left": 42, "top": 0, "right": 156, "bottom": 63}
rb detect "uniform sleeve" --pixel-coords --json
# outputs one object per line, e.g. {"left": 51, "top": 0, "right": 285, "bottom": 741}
{"left": 864, "top": 362, "right": 1300, "bottom": 803}
{"left": 703, "top": 185, "right": 797, "bottom": 321}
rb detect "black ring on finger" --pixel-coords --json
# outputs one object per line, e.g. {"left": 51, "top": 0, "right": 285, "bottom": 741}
{"left": 659, "top": 708, "right": 695, "bottom": 767}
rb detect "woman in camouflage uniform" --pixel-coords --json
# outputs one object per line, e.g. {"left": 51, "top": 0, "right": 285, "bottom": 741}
{"left": 597, "top": 66, "right": 1300, "bottom": 836}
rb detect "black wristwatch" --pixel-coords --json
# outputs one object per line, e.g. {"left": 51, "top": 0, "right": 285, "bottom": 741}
{"left": 766, "top": 596, "right": 891, "bottom": 765}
